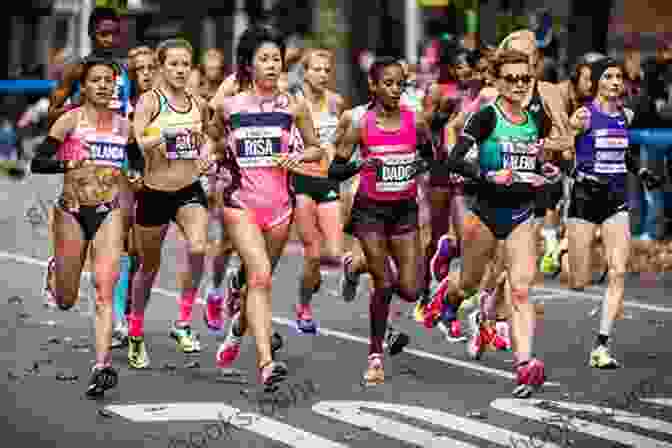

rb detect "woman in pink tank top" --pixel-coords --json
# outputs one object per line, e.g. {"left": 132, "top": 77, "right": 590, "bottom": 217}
{"left": 337, "top": 57, "right": 434, "bottom": 385}
{"left": 208, "top": 25, "right": 322, "bottom": 388}
{"left": 30, "top": 58, "right": 144, "bottom": 398}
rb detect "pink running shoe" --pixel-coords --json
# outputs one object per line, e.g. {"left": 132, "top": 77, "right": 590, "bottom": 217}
{"left": 204, "top": 289, "right": 225, "bottom": 336}
{"left": 259, "top": 360, "right": 288, "bottom": 391}
{"left": 295, "top": 303, "right": 317, "bottom": 334}
{"left": 493, "top": 320, "right": 512, "bottom": 351}
{"left": 215, "top": 313, "right": 242, "bottom": 369}
{"left": 513, "top": 358, "right": 546, "bottom": 398}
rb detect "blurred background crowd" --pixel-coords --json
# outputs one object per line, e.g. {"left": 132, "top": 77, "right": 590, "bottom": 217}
{"left": 1, "top": 0, "right": 672, "bottom": 241}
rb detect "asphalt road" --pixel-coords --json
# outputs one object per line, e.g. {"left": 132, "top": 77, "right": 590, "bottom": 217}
{"left": 1, "top": 174, "right": 672, "bottom": 448}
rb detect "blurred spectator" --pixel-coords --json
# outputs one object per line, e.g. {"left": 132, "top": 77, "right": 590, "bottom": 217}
{"left": 623, "top": 35, "right": 643, "bottom": 101}
{"left": 630, "top": 34, "right": 672, "bottom": 239}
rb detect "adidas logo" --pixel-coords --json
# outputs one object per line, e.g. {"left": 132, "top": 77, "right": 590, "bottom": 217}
{"left": 96, "top": 204, "right": 109, "bottom": 213}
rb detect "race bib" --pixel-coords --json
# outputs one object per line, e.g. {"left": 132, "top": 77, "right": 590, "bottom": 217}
{"left": 375, "top": 152, "right": 417, "bottom": 192}
{"left": 235, "top": 126, "right": 282, "bottom": 168}
{"left": 88, "top": 140, "right": 125, "bottom": 168}
{"left": 166, "top": 129, "right": 200, "bottom": 160}
{"left": 317, "top": 115, "right": 339, "bottom": 145}
{"left": 594, "top": 131, "right": 627, "bottom": 174}
{"left": 501, "top": 140, "right": 537, "bottom": 183}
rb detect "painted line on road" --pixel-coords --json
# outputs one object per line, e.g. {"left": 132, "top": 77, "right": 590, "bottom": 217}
{"left": 534, "top": 286, "right": 672, "bottom": 314}
{"left": 0, "top": 249, "right": 560, "bottom": 386}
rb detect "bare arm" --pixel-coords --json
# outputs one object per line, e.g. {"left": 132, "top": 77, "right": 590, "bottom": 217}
{"left": 47, "top": 63, "right": 83, "bottom": 127}
{"left": 336, "top": 111, "right": 362, "bottom": 161}
{"left": 132, "top": 91, "right": 163, "bottom": 156}
{"left": 293, "top": 97, "right": 323, "bottom": 162}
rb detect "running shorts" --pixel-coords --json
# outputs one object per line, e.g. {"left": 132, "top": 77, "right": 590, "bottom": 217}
{"left": 293, "top": 173, "right": 340, "bottom": 203}
{"left": 567, "top": 179, "right": 628, "bottom": 225}
{"left": 471, "top": 199, "right": 535, "bottom": 240}
{"left": 350, "top": 194, "right": 418, "bottom": 238}
{"left": 135, "top": 182, "right": 208, "bottom": 227}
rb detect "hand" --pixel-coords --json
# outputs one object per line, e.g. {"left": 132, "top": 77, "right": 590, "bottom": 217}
{"left": 640, "top": 169, "right": 664, "bottom": 190}
{"left": 569, "top": 107, "right": 590, "bottom": 132}
{"left": 541, "top": 162, "right": 561, "bottom": 180}
{"left": 65, "top": 160, "right": 88, "bottom": 170}
{"left": 363, "top": 157, "right": 384, "bottom": 170}
{"left": 486, "top": 169, "right": 513, "bottom": 186}
{"left": 528, "top": 139, "right": 544, "bottom": 157}
{"left": 274, "top": 153, "right": 303, "bottom": 172}
{"left": 196, "top": 153, "right": 216, "bottom": 175}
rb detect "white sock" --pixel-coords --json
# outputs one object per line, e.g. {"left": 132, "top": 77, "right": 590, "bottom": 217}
{"left": 599, "top": 295, "right": 614, "bottom": 336}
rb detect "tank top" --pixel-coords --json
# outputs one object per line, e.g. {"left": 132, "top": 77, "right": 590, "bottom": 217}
{"left": 478, "top": 101, "right": 539, "bottom": 184}
{"left": 146, "top": 89, "right": 203, "bottom": 161}
{"left": 58, "top": 108, "right": 129, "bottom": 169}
{"left": 224, "top": 93, "right": 298, "bottom": 211}
{"left": 359, "top": 108, "right": 418, "bottom": 201}
{"left": 574, "top": 102, "right": 629, "bottom": 191}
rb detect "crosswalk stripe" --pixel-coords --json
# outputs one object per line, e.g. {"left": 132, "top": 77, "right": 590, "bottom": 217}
{"left": 313, "top": 401, "right": 563, "bottom": 447}
{"left": 491, "top": 398, "right": 672, "bottom": 447}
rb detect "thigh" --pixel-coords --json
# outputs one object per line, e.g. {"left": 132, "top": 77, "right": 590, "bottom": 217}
{"left": 389, "top": 232, "right": 420, "bottom": 285}
{"left": 176, "top": 202, "right": 209, "bottom": 247}
{"left": 222, "top": 207, "right": 271, "bottom": 276}
{"left": 53, "top": 208, "right": 89, "bottom": 293}
{"left": 566, "top": 219, "right": 597, "bottom": 284}
{"left": 461, "top": 212, "right": 498, "bottom": 286}
{"left": 503, "top": 219, "right": 537, "bottom": 287}
{"left": 91, "top": 209, "right": 124, "bottom": 277}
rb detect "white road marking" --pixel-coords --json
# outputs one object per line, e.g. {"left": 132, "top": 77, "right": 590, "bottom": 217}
{"left": 534, "top": 286, "right": 672, "bottom": 313}
{"left": 313, "top": 400, "right": 563, "bottom": 448}
{"left": 0, "top": 250, "right": 560, "bottom": 385}
{"left": 104, "top": 402, "right": 348, "bottom": 448}
{"left": 491, "top": 398, "right": 672, "bottom": 447}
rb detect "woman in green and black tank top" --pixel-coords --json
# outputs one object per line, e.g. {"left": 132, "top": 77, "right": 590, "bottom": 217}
{"left": 427, "top": 49, "right": 562, "bottom": 398}
{"left": 291, "top": 49, "right": 346, "bottom": 333}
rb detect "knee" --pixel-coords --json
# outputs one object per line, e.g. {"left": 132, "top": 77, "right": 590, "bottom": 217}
{"left": 247, "top": 269, "right": 272, "bottom": 291}
{"left": 510, "top": 286, "right": 531, "bottom": 306}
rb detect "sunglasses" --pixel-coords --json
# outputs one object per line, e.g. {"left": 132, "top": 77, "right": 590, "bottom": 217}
{"left": 501, "top": 74, "right": 533, "bottom": 85}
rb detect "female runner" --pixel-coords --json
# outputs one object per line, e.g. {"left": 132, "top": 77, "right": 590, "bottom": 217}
{"left": 31, "top": 58, "right": 143, "bottom": 397}
{"left": 431, "top": 49, "right": 561, "bottom": 397}
{"left": 567, "top": 58, "right": 658, "bottom": 368}
{"left": 291, "top": 48, "right": 346, "bottom": 333}
{"left": 129, "top": 39, "right": 215, "bottom": 368}
{"left": 333, "top": 56, "right": 433, "bottom": 384}
{"left": 208, "top": 25, "right": 322, "bottom": 387}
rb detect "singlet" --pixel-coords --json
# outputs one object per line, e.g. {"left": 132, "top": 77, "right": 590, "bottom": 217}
{"left": 223, "top": 93, "right": 299, "bottom": 211}
{"left": 478, "top": 101, "right": 540, "bottom": 184}
{"left": 146, "top": 89, "right": 203, "bottom": 161}
{"left": 359, "top": 108, "right": 418, "bottom": 201}
{"left": 574, "top": 102, "right": 631, "bottom": 191}
{"left": 58, "top": 108, "right": 129, "bottom": 169}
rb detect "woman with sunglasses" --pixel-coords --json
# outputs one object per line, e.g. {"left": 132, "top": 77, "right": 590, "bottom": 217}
{"left": 207, "top": 25, "right": 322, "bottom": 387}
{"left": 31, "top": 58, "right": 144, "bottom": 397}
{"left": 428, "top": 49, "right": 562, "bottom": 397}
{"left": 334, "top": 56, "right": 433, "bottom": 385}
{"left": 567, "top": 58, "right": 658, "bottom": 369}
{"left": 128, "top": 38, "right": 216, "bottom": 369}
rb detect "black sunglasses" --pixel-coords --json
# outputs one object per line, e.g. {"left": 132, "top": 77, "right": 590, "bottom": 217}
{"left": 501, "top": 74, "right": 533, "bottom": 85}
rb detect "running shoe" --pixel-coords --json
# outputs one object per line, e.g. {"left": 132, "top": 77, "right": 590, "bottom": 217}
{"left": 271, "top": 332, "right": 283, "bottom": 355}
{"left": 363, "top": 353, "right": 384, "bottom": 386}
{"left": 413, "top": 301, "right": 426, "bottom": 323}
{"left": 386, "top": 328, "right": 410, "bottom": 355}
{"left": 127, "top": 336, "right": 150, "bottom": 369}
{"left": 512, "top": 358, "right": 546, "bottom": 398}
{"left": 466, "top": 310, "right": 490, "bottom": 360}
{"left": 43, "top": 256, "right": 57, "bottom": 310}
{"left": 456, "top": 290, "right": 481, "bottom": 338}
{"left": 203, "top": 289, "right": 225, "bottom": 337}
{"left": 170, "top": 322, "right": 201, "bottom": 353}
{"left": 111, "top": 319, "right": 129, "bottom": 349}
{"left": 224, "top": 273, "right": 242, "bottom": 319}
{"left": 589, "top": 344, "right": 621, "bottom": 369}
{"left": 295, "top": 303, "right": 317, "bottom": 334}
{"left": 85, "top": 365, "right": 118, "bottom": 399}
{"left": 437, "top": 319, "right": 465, "bottom": 342}
{"left": 493, "top": 320, "right": 512, "bottom": 351}
{"left": 216, "top": 314, "right": 242, "bottom": 369}
{"left": 259, "top": 360, "right": 288, "bottom": 391}
{"left": 430, "top": 234, "right": 457, "bottom": 282}
{"left": 340, "top": 254, "right": 361, "bottom": 303}
{"left": 540, "top": 245, "right": 561, "bottom": 275}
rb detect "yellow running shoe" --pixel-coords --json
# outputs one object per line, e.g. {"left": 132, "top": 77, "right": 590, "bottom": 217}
{"left": 127, "top": 336, "right": 150, "bottom": 369}
{"left": 170, "top": 323, "right": 201, "bottom": 353}
{"left": 413, "top": 301, "right": 425, "bottom": 323}
{"left": 589, "top": 344, "right": 621, "bottom": 369}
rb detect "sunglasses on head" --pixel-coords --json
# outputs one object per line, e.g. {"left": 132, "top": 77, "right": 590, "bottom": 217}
{"left": 501, "top": 74, "right": 533, "bottom": 85}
